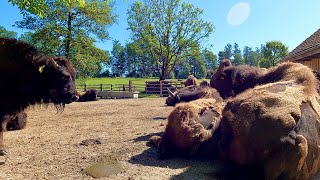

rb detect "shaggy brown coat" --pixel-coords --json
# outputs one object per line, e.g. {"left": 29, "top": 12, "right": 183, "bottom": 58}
{"left": 216, "top": 78, "right": 320, "bottom": 179}
{"left": 0, "top": 38, "right": 78, "bottom": 155}
{"left": 77, "top": 89, "right": 97, "bottom": 102}
{"left": 151, "top": 98, "right": 225, "bottom": 158}
{"left": 5, "top": 111, "right": 27, "bottom": 131}
{"left": 211, "top": 61, "right": 317, "bottom": 99}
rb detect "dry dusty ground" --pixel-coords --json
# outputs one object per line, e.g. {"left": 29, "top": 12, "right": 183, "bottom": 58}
{"left": 0, "top": 98, "right": 268, "bottom": 180}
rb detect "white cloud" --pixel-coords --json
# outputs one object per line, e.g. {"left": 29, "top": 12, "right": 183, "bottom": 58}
{"left": 227, "top": 2, "right": 250, "bottom": 26}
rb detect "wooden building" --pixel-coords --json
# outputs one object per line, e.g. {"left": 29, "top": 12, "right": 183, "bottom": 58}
{"left": 283, "top": 28, "right": 320, "bottom": 71}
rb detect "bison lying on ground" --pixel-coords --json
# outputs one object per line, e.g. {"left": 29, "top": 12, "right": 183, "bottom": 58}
{"left": 151, "top": 98, "right": 225, "bottom": 159}
{"left": 77, "top": 89, "right": 97, "bottom": 102}
{"left": 210, "top": 59, "right": 232, "bottom": 92}
{"left": 0, "top": 38, "right": 78, "bottom": 155}
{"left": 5, "top": 111, "right": 27, "bottom": 131}
{"left": 211, "top": 61, "right": 314, "bottom": 99}
{"left": 217, "top": 79, "right": 320, "bottom": 180}
{"left": 156, "top": 61, "right": 320, "bottom": 179}
{"left": 183, "top": 75, "right": 197, "bottom": 87}
{"left": 200, "top": 80, "right": 210, "bottom": 87}
{"left": 165, "top": 85, "right": 223, "bottom": 106}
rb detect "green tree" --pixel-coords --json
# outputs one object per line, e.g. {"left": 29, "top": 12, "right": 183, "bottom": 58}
{"left": 233, "top": 42, "right": 241, "bottom": 56}
{"left": 260, "top": 41, "right": 289, "bottom": 68}
{"left": 127, "top": 0, "right": 214, "bottom": 80}
{"left": 201, "top": 49, "right": 217, "bottom": 70}
{"left": 0, "top": 26, "right": 17, "bottom": 38}
{"left": 223, "top": 43, "right": 232, "bottom": 59}
{"left": 218, "top": 51, "right": 226, "bottom": 64}
{"left": 111, "top": 40, "right": 126, "bottom": 76}
{"left": 233, "top": 53, "right": 244, "bottom": 65}
{"left": 15, "top": 0, "right": 116, "bottom": 77}
{"left": 8, "top": 0, "right": 85, "bottom": 18}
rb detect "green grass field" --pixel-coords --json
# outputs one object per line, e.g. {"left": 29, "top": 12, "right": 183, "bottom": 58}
{"left": 76, "top": 77, "right": 210, "bottom": 98}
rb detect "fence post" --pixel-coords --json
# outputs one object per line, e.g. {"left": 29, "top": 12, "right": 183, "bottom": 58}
{"left": 129, "top": 80, "right": 132, "bottom": 92}
{"left": 84, "top": 84, "right": 87, "bottom": 91}
{"left": 100, "top": 84, "right": 103, "bottom": 91}
{"left": 145, "top": 82, "right": 148, "bottom": 94}
{"left": 122, "top": 84, "right": 125, "bottom": 91}
{"left": 160, "top": 80, "right": 163, "bottom": 97}
{"left": 111, "top": 84, "right": 113, "bottom": 91}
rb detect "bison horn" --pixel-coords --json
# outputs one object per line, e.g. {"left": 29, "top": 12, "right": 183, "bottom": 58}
{"left": 167, "top": 88, "right": 174, "bottom": 96}
{"left": 51, "top": 58, "right": 59, "bottom": 68}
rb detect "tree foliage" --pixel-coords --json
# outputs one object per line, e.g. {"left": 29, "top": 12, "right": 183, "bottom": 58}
{"left": 0, "top": 26, "right": 17, "bottom": 39}
{"left": 127, "top": 0, "right": 214, "bottom": 80}
{"left": 15, "top": 0, "right": 116, "bottom": 77}
{"left": 8, "top": 0, "right": 86, "bottom": 18}
{"left": 260, "top": 41, "right": 289, "bottom": 68}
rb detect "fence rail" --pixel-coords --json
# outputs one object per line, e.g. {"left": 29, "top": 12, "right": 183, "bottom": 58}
{"left": 76, "top": 80, "right": 185, "bottom": 97}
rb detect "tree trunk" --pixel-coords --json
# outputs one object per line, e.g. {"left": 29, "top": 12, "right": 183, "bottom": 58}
{"left": 65, "top": 11, "right": 72, "bottom": 59}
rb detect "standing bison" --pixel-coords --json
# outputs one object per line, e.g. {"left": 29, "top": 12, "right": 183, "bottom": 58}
{"left": 165, "top": 85, "right": 223, "bottom": 106}
{"left": 0, "top": 38, "right": 78, "bottom": 155}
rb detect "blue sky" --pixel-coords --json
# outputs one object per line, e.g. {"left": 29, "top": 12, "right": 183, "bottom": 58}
{"left": 1, "top": 0, "right": 320, "bottom": 55}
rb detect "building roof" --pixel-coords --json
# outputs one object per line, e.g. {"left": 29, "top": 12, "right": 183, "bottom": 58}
{"left": 283, "top": 28, "right": 320, "bottom": 61}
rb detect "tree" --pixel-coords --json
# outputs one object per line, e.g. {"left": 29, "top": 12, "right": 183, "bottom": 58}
{"left": 127, "top": 0, "right": 214, "bottom": 80}
{"left": 111, "top": 40, "right": 126, "bottom": 76}
{"left": 0, "top": 26, "right": 17, "bottom": 38}
{"left": 218, "top": 51, "right": 226, "bottom": 64}
{"left": 201, "top": 49, "right": 217, "bottom": 70}
{"left": 8, "top": 0, "right": 85, "bottom": 18}
{"left": 260, "top": 41, "right": 289, "bottom": 68}
{"left": 223, "top": 43, "right": 232, "bottom": 59}
{"left": 233, "top": 42, "right": 241, "bottom": 56}
{"left": 15, "top": 0, "right": 116, "bottom": 77}
{"left": 233, "top": 53, "right": 244, "bottom": 65}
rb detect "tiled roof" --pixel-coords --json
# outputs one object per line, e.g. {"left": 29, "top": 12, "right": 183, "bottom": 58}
{"left": 284, "top": 28, "right": 320, "bottom": 61}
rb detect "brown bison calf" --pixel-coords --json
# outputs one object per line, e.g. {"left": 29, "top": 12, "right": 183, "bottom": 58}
{"left": 151, "top": 98, "right": 224, "bottom": 159}
{"left": 165, "top": 85, "right": 223, "bottom": 106}
{"left": 5, "top": 111, "right": 27, "bottom": 131}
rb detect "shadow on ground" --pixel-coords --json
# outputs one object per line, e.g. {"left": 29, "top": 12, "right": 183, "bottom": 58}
{"left": 129, "top": 133, "right": 264, "bottom": 180}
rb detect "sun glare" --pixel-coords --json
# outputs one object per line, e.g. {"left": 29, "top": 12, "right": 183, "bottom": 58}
{"left": 227, "top": 2, "right": 250, "bottom": 26}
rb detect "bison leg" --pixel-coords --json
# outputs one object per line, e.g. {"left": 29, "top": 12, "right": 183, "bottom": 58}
{"left": 0, "top": 115, "right": 11, "bottom": 156}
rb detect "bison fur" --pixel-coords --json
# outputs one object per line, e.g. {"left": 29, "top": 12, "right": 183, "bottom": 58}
{"left": 0, "top": 38, "right": 78, "bottom": 155}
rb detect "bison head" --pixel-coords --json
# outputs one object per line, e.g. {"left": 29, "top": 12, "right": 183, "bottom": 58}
{"left": 165, "top": 88, "right": 180, "bottom": 106}
{"left": 40, "top": 56, "right": 78, "bottom": 107}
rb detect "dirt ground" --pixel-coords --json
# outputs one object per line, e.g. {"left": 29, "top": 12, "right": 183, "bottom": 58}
{"left": 0, "top": 98, "right": 208, "bottom": 179}
{"left": 0, "top": 98, "right": 277, "bottom": 179}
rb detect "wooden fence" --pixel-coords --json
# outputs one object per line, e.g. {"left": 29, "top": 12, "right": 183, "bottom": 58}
{"left": 76, "top": 80, "right": 185, "bottom": 97}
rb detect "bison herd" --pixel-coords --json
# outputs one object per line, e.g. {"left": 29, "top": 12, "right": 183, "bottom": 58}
{"left": 155, "top": 59, "right": 320, "bottom": 179}
{"left": 2, "top": 37, "right": 320, "bottom": 179}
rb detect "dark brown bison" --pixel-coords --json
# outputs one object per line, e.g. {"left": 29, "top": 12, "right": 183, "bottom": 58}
{"left": 210, "top": 61, "right": 315, "bottom": 99}
{"left": 216, "top": 79, "right": 320, "bottom": 180}
{"left": 210, "top": 59, "right": 232, "bottom": 92}
{"left": 5, "top": 111, "right": 27, "bottom": 131}
{"left": 183, "top": 75, "right": 197, "bottom": 87}
{"left": 165, "top": 85, "right": 223, "bottom": 106}
{"left": 0, "top": 38, "right": 78, "bottom": 155}
{"left": 200, "top": 80, "right": 210, "bottom": 87}
{"left": 77, "top": 89, "right": 97, "bottom": 102}
{"left": 151, "top": 98, "right": 225, "bottom": 159}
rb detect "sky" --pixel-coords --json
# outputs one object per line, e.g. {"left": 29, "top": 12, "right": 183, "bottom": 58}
{"left": 1, "top": 0, "right": 320, "bottom": 55}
